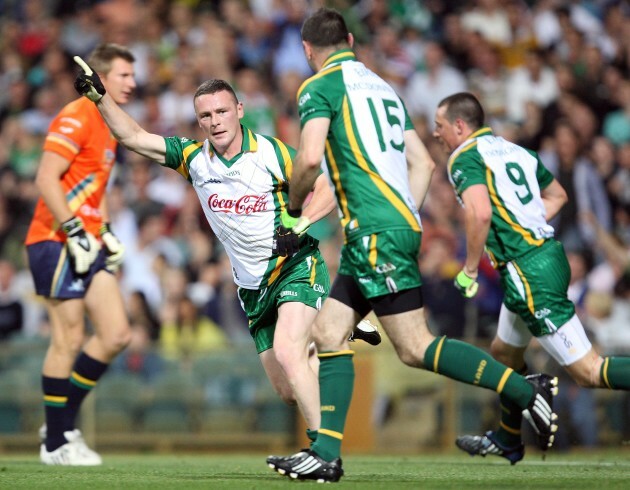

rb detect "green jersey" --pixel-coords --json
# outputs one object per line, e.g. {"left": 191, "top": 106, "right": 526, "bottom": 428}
{"left": 447, "top": 127, "right": 555, "bottom": 267}
{"left": 296, "top": 49, "right": 421, "bottom": 243}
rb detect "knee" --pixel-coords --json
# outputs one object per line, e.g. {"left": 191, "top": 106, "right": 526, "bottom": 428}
{"left": 103, "top": 327, "right": 132, "bottom": 355}
{"left": 397, "top": 347, "right": 424, "bottom": 369}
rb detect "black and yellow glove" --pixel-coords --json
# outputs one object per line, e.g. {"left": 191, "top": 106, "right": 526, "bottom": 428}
{"left": 272, "top": 208, "right": 311, "bottom": 257}
{"left": 73, "top": 56, "right": 106, "bottom": 102}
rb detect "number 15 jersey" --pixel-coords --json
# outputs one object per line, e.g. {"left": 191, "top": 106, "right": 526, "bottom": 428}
{"left": 447, "top": 127, "right": 556, "bottom": 267}
{"left": 297, "top": 49, "right": 421, "bottom": 243}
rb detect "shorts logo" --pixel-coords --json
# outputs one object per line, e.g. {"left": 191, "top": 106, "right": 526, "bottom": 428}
{"left": 280, "top": 291, "right": 297, "bottom": 297}
{"left": 375, "top": 262, "right": 396, "bottom": 274}
{"left": 313, "top": 283, "right": 325, "bottom": 293}
{"left": 534, "top": 307, "right": 551, "bottom": 319}
{"left": 68, "top": 279, "right": 85, "bottom": 293}
{"left": 358, "top": 277, "right": 372, "bottom": 284}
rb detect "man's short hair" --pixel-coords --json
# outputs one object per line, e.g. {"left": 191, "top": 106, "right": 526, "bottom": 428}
{"left": 87, "top": 43, "right": 135, "bottom": 75}
{"left": 438, "top": 92, "right": 485, "bottom": 130}
{"left": 194, "top": 79, "right": 238, "bottom": 104}
{"left": 301, "top": 7, "right": 349, "bottom": 48}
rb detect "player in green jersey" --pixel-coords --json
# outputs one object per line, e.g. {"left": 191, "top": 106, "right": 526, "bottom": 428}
{"left": 268, "top": 8, "right": 559, "bottom": 483}
{"left": 434, "top": 91, "right": 630, "bottom": 464}
{"left": 73, "top": 59, "right": 381, "bottom": 456}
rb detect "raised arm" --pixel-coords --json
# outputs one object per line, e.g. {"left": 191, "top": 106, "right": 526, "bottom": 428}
{"left": 74, "top": 56, "right": 167, "bottom": 164}
{"left": 404, "top": 129, "right": 436, "bottom": 209}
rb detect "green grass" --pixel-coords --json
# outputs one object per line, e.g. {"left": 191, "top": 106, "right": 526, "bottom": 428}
{"left": 2, "top": 451, "right": 630, "bottom": 488}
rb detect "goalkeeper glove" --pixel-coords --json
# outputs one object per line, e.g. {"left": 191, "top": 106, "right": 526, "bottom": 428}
{"left": 73, "top": 56, "right": 106, "bottom": 102}
{"left": 272, "top": 208, "right": 311, "bottom": 257}
{"left": 454, "top": 269, "right": 479, "bottom": 298}
{"left": 61, "top": 217, "right": 101, "bottom": 274}
{"left": 100, "top": 222, "right": 125, "bottom": 272}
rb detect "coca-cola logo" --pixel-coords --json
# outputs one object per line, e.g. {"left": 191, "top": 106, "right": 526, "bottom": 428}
{"left": 208, "top": 193, "right": 269, "bottom": 214}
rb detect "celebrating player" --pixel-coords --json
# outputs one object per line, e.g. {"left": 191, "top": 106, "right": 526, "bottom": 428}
{"left": 25, "top": 43, "right": 135, "bottom": 465}
{"left": 267, "top": 8, "right": 559, "bottom": 483}
{"left": 433, "top": 91, "right": 630, "bottom": 464}
{"left": 72, "top": 60, "right": 380, "bottom": 455}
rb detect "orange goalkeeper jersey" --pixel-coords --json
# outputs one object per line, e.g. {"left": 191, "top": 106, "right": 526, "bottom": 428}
{"left": 25, "top": 97, "right": 118, "bottom": 245}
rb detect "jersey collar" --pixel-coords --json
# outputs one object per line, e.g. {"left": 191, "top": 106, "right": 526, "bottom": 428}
{"left": 207, "top": 125, "right": 258, "bottom": 164}
{"left": 447, "top": 126, "right": 494, "bottom": 170}
{"left": 321, "top": 49, "right": 356, "bottom": 70}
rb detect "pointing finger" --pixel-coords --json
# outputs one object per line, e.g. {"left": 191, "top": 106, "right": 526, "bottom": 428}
{"left": 73, "top": 56, "right": 93, "bottom": 76}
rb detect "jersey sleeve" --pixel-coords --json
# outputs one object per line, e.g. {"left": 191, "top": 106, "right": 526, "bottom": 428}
{"left": 449, "top": 151, "right": 487, "bottom": 196}
{"left": 297, "top": 77, "right": 333, "bottom": 127}
{"left": 43, "top": 112, "right": 89, "bottom": 162}
{"left": 401, "top": 98, "right": 415, "bottom": 131}
{"left": 163, "top": 136, "right": 203, "bottom": 183}
{"left": 530, "top": 150, "right": 554, "bottom": 189}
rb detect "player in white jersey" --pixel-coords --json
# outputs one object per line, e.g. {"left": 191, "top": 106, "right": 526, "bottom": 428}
{"left": 73, "top": 64, "right": 381, "bottom": 447}
{"left": 434, "top": 92, "right": 630, "bottom": 464}
{"left": 269, "top": 9, "right": 559, "bottom": 483}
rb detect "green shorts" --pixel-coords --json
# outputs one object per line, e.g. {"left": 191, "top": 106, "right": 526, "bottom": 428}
{"left": 338, "top": 229, "right": 423, "bottom": 299}
{"left": 500, "top": 239, "right": 575, "bottom": 337}
{"left": 238, "top": 249, "right": 330, "bottom": 353}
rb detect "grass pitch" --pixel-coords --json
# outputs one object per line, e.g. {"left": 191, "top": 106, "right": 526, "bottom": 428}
{"left": 2, "top": 451, "right": 630, "bottom": 488}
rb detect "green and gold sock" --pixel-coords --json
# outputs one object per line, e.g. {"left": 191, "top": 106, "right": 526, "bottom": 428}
{"left": 424, "top": 336, "right": 533, "bottom": 408}
{"left": 601, "top": 357, "right": 630, "bottom": 389}
{"left": 306, "top": 428, "right": 318, "bottom": 447}
{"left": 65, "top": 353, "right": 108, "bottom": 430}
{"left": 494, "top": 364, "right": 528, "bottom": 448}
{"left": 311, "top": 351, "right": 354, "bottom": 462}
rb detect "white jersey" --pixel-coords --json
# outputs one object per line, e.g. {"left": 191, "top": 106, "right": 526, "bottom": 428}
{"left": 163, "top": 126, "right": 309, "bottom": 289}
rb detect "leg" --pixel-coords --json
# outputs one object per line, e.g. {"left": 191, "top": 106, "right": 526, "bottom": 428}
{"left": 456, "top": 305, "right": 531, "bottom": 463}
{"left": 261, "top": 301, "right": 320, "bottom": 430}
{"left": 63, "top": 272, "right": 131, "bottom": 432}
{"left": 42, "top": 297, "right": 86, "bottom": 451}
{"left": 377, "top": 292, "right": 557, "bottom": 452}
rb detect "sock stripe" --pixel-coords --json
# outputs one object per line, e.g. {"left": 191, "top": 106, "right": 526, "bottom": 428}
{"left": 601, "top": 357, "right": 612, "bottom": 389}
{"left": 496, "top": 368, "right": 514, "bottom": 394}
{"left": 318, "top": 428, "right": 343, "bottom": 440}
{"left": 432, "top": 336, "right": 446, "bottom": 373}
{"left": 43, "top": 395, "right": 67, "bottom": 406}
{"left": 318, "top": 350, "right": 354, "bottom": 359}
{"left": 70, "top": 371, "right": 97, "bottom": 389}
{"left": 499, "top": 421, "right": 521, "bottom": 435}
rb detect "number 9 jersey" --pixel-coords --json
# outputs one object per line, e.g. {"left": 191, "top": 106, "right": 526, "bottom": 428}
{"left": 447, "top": 127, "right": 556, "bottom": 267}
{"left": 296, "top": 49, "right": 421, "bottom": 243}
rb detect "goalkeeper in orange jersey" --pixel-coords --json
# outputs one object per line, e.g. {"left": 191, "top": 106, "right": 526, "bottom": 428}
{"left": 25, "top": 43, "right": 136, "bottom": 466}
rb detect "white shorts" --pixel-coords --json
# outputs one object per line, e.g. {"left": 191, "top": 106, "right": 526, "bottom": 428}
{"left": 497, "top": 304, "right": 592, "bottom": 366}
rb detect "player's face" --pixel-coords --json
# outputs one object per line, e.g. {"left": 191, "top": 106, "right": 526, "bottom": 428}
{"left": 195, "top": 90, "right": 244, "bottom": 156}
{"left": 433, "top": 105, "right": 462, "bottom": 154}
{"left": 103, "top": 58, "right": 136, "bottom": 105}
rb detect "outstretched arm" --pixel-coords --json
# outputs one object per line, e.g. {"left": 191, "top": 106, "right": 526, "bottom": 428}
{"left": 74, "top": 56, "right": 167, "bottom": 164}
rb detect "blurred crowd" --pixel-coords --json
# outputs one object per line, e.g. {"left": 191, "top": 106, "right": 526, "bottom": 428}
{"left": 0, "top": 0, "right": 629, "bottom": 378}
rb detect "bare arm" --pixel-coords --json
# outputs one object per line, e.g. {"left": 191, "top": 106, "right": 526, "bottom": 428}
{"left": 35, "top": 151, "right": 75, "bottom": 223}
{"left": 541, "top": 178, "right": 567, "bottom": 221}
{"left": 461, "top": 184, "right": 493, "bottom": 276}
{"left": 289, "top": 117, "right": 330, "bottom": 211}
{"left": 404, "top": 129, "right": 436, "bottom": 209}
{"left": 301, "top": 174, "right": 336, "bottom": 224}
{"left": 95, "top": 93, "right": 167, "bottom": 164}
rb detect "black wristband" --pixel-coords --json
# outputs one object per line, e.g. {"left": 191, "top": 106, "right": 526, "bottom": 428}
{"left": 287, "top": 208, "right": 302, "bottom": 218}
